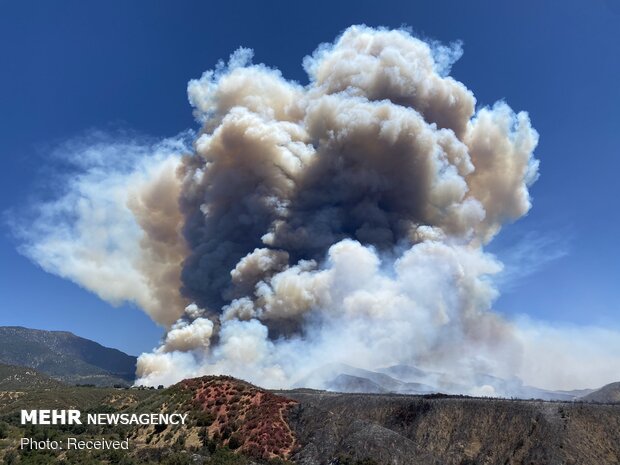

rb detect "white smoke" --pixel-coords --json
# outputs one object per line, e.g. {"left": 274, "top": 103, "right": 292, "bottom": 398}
{"left": 15, "top": 132, "right": 190, "bottom": 326}
{"left": 16, "top": 26, "right": 620, "bottom": 394}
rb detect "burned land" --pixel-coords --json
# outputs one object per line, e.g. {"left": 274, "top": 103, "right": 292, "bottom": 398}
{"left": 1, "top": 375, "right": 619, "bottom": 465}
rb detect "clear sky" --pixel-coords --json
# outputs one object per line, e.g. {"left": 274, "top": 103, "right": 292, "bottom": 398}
{"left": 0, "top": 0, "right": 618, "bottom": 356}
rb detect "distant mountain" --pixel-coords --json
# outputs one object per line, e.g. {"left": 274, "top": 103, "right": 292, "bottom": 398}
{"left": 295, "top": 363, "right": 435, "bottom": 395}
{"left": 0, "top": 326, "right": 137, "bottom": 386}
{"left": 377, "top": 363, "right": 429, "bottom": 382}
{"left": 581, "top": 382, "right": 620, "bottom": 403}
{"left": 295, "top": 362, "right": 590, "bottom": 400}
{"left": 0, "top": 363, "right": 65, "bottom": 390}
{"left": 328, "top": 373, "right": 388, "bottom": 393}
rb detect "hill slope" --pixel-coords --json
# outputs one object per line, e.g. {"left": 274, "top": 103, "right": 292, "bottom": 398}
{"left": 0, "top": 363, "right": 65, "bottom": 390}
{"left": 284, "top": 390, "right": 620, "bottom": 465}
{"left": 581, "top": 381, "right": 620, "bottom": 403}
{"left": 0, "top": 326, "right": 137, "bottom": 386}
{"left": 1, "top": 376, "right": 620, "bottom": 464}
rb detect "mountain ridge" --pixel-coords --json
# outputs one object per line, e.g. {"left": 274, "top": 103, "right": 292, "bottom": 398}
{"left": 581, "top": 381, "right": 620, "bottom": 403}
{"left": 293, "top": 362, "right": 595, "bottom": 400}
{"left": 0, "top": 326, "right": 137, "bottom": 386}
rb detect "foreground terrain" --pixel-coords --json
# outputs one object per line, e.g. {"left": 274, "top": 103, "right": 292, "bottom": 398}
{"left": 0, "top": 376, "right": 619, "bottom": 465}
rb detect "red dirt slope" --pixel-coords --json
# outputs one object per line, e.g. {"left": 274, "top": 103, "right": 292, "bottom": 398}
{"left": 177, "top": 376, "right": 298, "bottom": 460}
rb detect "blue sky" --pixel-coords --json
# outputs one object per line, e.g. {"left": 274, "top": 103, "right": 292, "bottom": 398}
{"left": 1, "top": 0, "right": 618, "bottom": 356}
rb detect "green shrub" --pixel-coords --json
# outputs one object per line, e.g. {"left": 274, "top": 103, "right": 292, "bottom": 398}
{"left": 195, "top": 411, "right": 215, "bottom": 427}
{"left": 227, "top": 433, "right": 242, "bottom": 450}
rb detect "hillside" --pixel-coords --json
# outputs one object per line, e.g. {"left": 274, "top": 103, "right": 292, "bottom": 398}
{"left": 284, "top": 390, "right": 620, "bottom": 465}
{"left": 581, "top": 382, "right": 620, "bottom": 403}
{"left": 0, "top": 363, "right": 65, "bottom": 390}
{"left": 0, "top": 326, "right": 137, "bottom": 386}
{"left": 2, "top": 376, "right": 620, "bottom": 465}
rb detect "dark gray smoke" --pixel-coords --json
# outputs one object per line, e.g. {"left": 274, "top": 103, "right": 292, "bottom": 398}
{"left": 177, "top": 27, "right": 537, "bottom": 321}
{"left": 17, "top": 26, "right": 620, "bottom": 394}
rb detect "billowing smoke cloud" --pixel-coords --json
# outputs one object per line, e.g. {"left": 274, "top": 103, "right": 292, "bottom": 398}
{"left": 16, "top": 133, "right": 190, "bottom": 326}
{"left": 17, "top": 26, "right": 620, "bottom": 394}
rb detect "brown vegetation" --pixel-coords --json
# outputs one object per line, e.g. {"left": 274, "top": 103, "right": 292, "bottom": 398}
{"left": 178, "top": 376, "right": 298, "bottom": 461}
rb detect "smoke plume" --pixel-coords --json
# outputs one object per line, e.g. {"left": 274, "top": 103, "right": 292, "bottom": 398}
{"left": 17, "top": 26, "right": 620, "bottom": 394}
